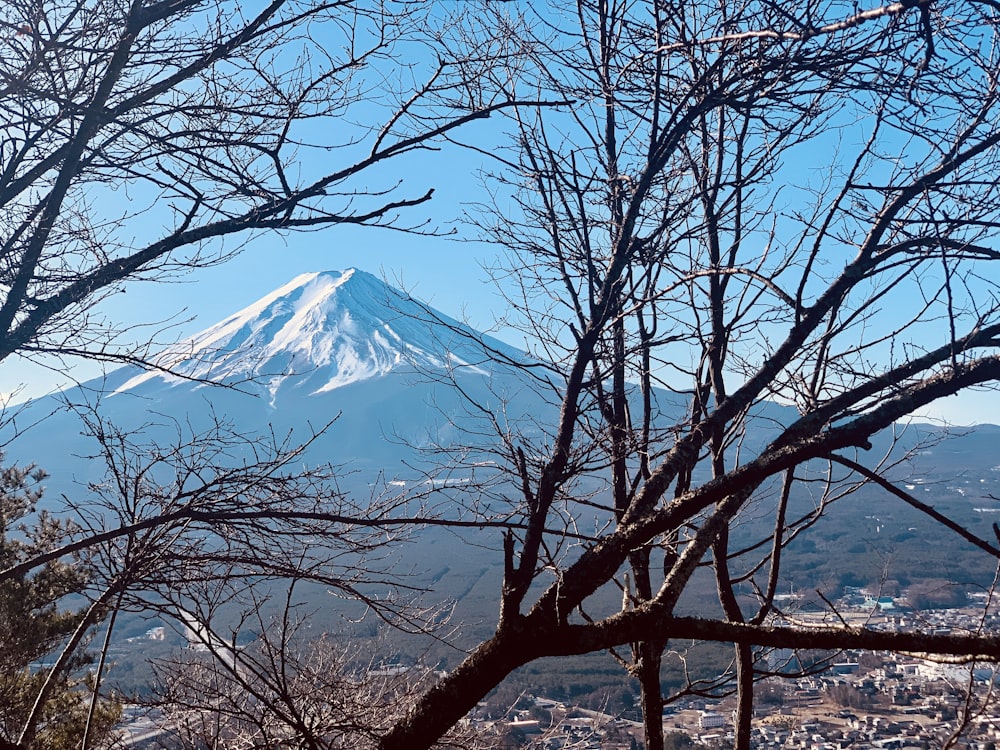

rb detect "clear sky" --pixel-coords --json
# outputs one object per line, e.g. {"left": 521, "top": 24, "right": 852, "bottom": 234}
{"left": 3, "top": 4, "right": 998, "bottom": 427}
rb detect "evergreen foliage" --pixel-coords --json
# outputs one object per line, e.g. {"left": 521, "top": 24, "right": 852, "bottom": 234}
{"left": 0, "top": 461, "right": 118, "bottom": 750}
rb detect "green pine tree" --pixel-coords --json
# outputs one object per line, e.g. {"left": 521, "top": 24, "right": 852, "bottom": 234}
{"left": 0, "top": 460, "right": 119, "bottom": 750}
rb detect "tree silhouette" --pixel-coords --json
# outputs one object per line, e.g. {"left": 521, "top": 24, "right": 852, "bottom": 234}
{"left": 381, "top": 0, "right": 1000, "bottom": 748}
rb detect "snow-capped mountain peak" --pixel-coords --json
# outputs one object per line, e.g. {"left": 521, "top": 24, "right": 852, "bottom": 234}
{"left": 112, "top": 269, "right": 497, "bottom": 402}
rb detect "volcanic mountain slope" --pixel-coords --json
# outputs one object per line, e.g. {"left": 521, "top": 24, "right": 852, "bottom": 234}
{"left": 0, "top": 269, "right": 572, "bottom": 657}
{"left": 7, "top": 269, "right": 546, "bottom": 490}
{"left": 109, "top": 269, "right": 508, "bottom": 406}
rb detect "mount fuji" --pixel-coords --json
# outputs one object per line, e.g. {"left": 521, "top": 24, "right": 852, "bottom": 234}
{"left": 4, "top": 269, "right": 545, "bottom": 496}
{"left": 108, "top": 269, "right": 506, "bottom": 406}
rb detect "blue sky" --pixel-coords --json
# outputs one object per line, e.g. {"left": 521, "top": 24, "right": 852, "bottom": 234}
{"left": 4, "top": 2, "right": 999, "bottom": 427}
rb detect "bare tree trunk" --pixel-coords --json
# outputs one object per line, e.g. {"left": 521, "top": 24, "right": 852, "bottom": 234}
{"left": 379, "top": 627, "right": 535, "bottom": 750}
{"left": 627, "top": 546, "right": 665, "bottom": 750}
{"left": 637, "top": 639, "right": 666, "bottom": 750}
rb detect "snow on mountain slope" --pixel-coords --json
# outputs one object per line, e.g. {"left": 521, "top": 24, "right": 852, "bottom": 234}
{"left": 1, "top": 269, "right": 548, "bottom": 504}
{"left": 111, "top": 269, "right": 509, "bottom": 404}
